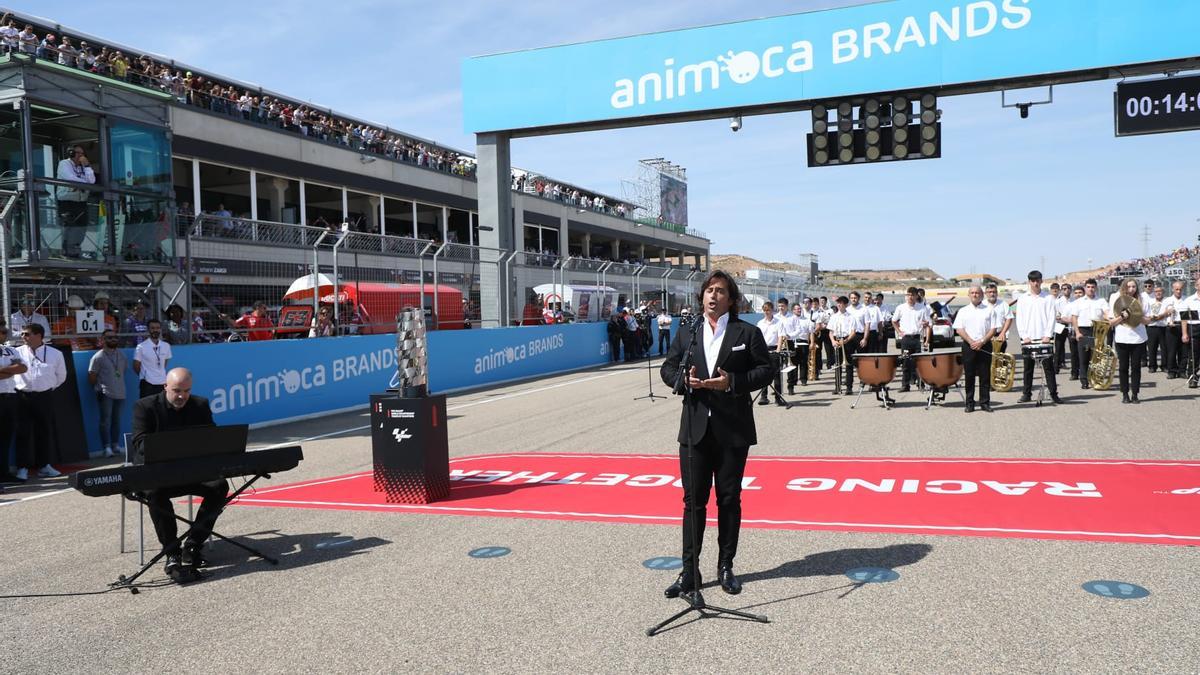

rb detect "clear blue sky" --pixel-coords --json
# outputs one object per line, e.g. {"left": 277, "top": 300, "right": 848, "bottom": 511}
{"left": 15, "top": 0, "right": 1199, "bottom": 279}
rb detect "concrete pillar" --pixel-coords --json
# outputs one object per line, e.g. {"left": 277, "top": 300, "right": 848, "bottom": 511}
{"left": 638, "top": 243, "right": 645, "bottom": 261}
{"left": 366, "top": 196, "right": 380, "bottom": 234}
{"left": 299, "top": 179, "right": 307, "bottom": 225}
{"left": 270, "top": 178, "right": 288, "bottom": 223}
{"left": 341, "top": 188, "right": 349, "bottom": 222}
{"left": 583, "top": 232, "right": 591, "bottom": 256}
{"left": 661, "top": 246, "right": 669, "bottom": 265}
{"left": 611, "top": 238, "right": 620, "bottom": 260}
{"left": 475, "top": 132, "right": 513, "bottom": 328}
{"left": 677, "top": 250, "right": 685, "bottom": 267}
{"left": 559, "top": 217, "right": 568, "bottom": 258}
{"left": 441, "top": 206, "right": 449, "bottom": 243}
{"left": 249, "top": 170, "right": 258, "bottom": 220}
{"left": 190, "top": 159, "right": 201, "bottom": 214}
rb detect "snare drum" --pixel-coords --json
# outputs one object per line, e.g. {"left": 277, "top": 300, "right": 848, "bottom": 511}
{"left": 1021, "top": 343, "right": 1055, "bottom": 360}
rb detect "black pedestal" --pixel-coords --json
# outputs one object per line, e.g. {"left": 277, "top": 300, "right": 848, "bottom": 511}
{"left": 369, "top": 393, "right": 449, "bottom": 503}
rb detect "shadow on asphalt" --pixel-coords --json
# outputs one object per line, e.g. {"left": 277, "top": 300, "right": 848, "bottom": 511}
{"left": 728, "top": 543, "right": 933, "bottom": 588}
{"left": 181, "top": 529, "right": 392, "bottom": 585}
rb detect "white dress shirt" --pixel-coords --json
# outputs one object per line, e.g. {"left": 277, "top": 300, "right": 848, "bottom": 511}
{"left": 9, "top": 311, "right": 51, "bottom": 344}
{"left": 0, "top": 345, "right": 25, "bottom": 395}
{"left": 781, "top": 314, "right": 814, "bottom": 341}
{"left": 134, "top": 337, "right": 173, "bottom": 385}
{"left": 1180, "top": 293, "right": 1200, "bottom": 326}
{"left": 893, "top": 303, "right": 931, "bottom": 336}
{"left": 756, "top": 315, "right": 783, "bottom": 349}
{"left": 952, "top": 302, "right": 997, "bottom": 342}
{"left": 14, "top": 344, "right": 66, "bottom": 392}
{"left": 1015, "top": 290, "right": 1056, "bottom": 341}
{"left": 702, "top": 312, "right": 729, "bottom": 377}
{"left": 827, "top": 311, "right": 854, "bottom": 338}
{"left": 1146, "top": 297, "right": 1169, "bottom": 328}
{"left": 985, "top": 300, "right": 1012, "bottom": 333}
{"left": 1071, "top": 297, "right": 1108, "bottom": 328}
{"left": 1053, "top": 296, "right": 1071, "bottom": 334}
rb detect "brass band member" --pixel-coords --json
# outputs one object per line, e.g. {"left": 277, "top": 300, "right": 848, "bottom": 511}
{"left": 1145, "top": 285, "right": 1169, "bottom": 373}
{"left": 781, "top": 302, "right": 815, "bottom": 393}
{"left": 817, "top": 296, "right": 835, "bottom": 368}
{"left": 953, "top": 285, "right": 997, "bottom": 412}
{"left": 827, "top": 296, "right": 862, "bottom": 395}
{"left": 1015, "top": 270, "right": 1063, "bottom": 404}
{"left": 1164, "top": 281, "right": 1186, "bottom": 379}
{"left": 1066, "top": 285, "right": 1084, "bottom": 379}
{"left": 891, "top": 286, "right": 931, "bottom": 393}
{"left": 1106, "top": 277, "right": 1152, "bottom": 403}
{"left": 1180, "top": 272, "right": 1200, "bottom": 387}
{"left": 1070, "top": 279, "right": 1108, "bottom": 389}
{"left": 755, "top": 301, "right": 787, "bottom": 406}
{"left": 1053, "top": 283, "right": 1072, "bottom": 373}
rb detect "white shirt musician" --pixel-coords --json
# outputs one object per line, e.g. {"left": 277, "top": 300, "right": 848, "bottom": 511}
{"left": 1014, "top": 271, "right": 1061, "bottom": 402}
{"left": 756, "top": 305, "right": 784, "bottom": 351}
{"left": 983, "top": 287, "right": 1013, "bottom": 343}
{"left": 952, "top": 286, "right": 997, "bottom": 410}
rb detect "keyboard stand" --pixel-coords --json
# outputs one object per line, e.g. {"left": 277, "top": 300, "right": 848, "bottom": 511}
{"left": 111, "top": 473, "right": 279, "bottom": 592}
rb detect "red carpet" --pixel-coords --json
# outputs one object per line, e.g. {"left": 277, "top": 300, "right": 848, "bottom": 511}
{"left": 232, "top": 453, "right": 1200, "bottom": 546}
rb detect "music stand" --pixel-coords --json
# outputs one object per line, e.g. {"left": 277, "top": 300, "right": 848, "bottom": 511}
{"left": 647, "top": 322, "right": 769, "bottom": 636}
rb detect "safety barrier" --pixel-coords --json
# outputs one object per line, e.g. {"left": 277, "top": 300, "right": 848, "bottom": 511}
{"left": 72, "top": 322, "right": 611, "bottom": 453}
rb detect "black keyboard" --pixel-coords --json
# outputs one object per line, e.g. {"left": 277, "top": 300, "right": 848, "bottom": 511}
{"left": 70, "top": 446, "right": 303, "bottom": 497}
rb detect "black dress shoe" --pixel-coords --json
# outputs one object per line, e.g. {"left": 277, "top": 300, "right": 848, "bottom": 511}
{"left": 787, "top": 387, "right": 795, "bottom": 395}
{"left": 757, "top": 396, "right": 769, "bottom": 406}
{"left": 775, "top": 397, "right": 788, "bottom": 406}
{"left": 1121, "top": 394, "right": 1130, "bottom": 404}
{"left": 964, "top": 402, "right": 975, "bottom": 413}
{"left": 717, "top": 564, "right": 742, "bottom": 595}
{"left": 899, "top": 385, "right": 911, "bottom": 393}
{"left": 665, "top": 572, "right": 699, "bottom": 599}
{"left": 1050, "top": 394, "right": 1064, "bottom": 404}
{"left": 1130, "top": 394, "right": 1140, "bottom": 404}
{"left": 1068, "top": 374, "right": 1079, "bottom": 380}
{"left": 1017, "top": 394, "right": 1032, "bottom": 403}
{"left": 182, "top": 543, "right": 208, "bottom": 569}
{"left": 980, "top": 402, "right": 993, "bottom": 412}
{"left": 1080, "top": 383, "right": 1090, "bottom": 390}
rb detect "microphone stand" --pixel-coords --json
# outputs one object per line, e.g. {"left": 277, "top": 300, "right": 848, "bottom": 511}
{"left": 634, "top": 321, "right": 666, "bottom": 402}
{"left": 647, "top": 316, "right": 769, "bottom": 636}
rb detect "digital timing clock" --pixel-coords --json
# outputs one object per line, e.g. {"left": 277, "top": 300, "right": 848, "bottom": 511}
{"left": 1115, "top": 74, "right": 1200, "bottom": 137}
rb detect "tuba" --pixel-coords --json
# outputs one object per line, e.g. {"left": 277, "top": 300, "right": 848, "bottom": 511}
{"left": 1087, "top": 319, "right": 1117, "bottom": 391}
{"left": 989, "top": 338, "right": 1015, "bottom": 392}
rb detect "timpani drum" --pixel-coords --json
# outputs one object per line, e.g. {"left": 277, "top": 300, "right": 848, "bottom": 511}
{"left": 914, "top": 348, "right": 963, "bottom": 388}
{"left": 853, "top": 353, "right": 899, "bottom": 387}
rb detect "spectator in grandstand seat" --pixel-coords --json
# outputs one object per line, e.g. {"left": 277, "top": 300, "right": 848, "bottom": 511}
{"left": 227, "top": 301, "right": 275, "bottom": 341}
{"left": 17, "top": 24, "right": 36, "bottom": 55}
{"left": 122, "top": 301, "right": 150, "bottom": 347}
{"left": 134, "top": 319, "right": 171, "bottom": 398}
{"left": 0, "top": 16, "right": 18, "bottom": 55}
{"left": 163, "top": 304, "right": 188, "bottom": 345}
{"left": 88, "top": 329, "right": 128, "bottom": 458}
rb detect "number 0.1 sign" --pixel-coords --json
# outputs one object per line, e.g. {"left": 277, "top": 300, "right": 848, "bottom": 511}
{"left": 76, "top": 309, "right": 104, "bottom": 334}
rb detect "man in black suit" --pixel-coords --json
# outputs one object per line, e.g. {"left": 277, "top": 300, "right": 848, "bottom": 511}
{"left": 660, "top": 270, "right": 774, "bottom": 598}
{"left": 131, "top": 367, "right": 228, "bottom": 582}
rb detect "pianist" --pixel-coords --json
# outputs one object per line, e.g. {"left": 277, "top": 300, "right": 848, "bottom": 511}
{"left": 131, "top": 367, "right": 228, "bottom": 583}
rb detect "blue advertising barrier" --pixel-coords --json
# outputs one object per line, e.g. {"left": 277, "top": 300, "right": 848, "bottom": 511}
{"left": 464, "top": 0, "right": 1200, "bottom": 132}
{"left": 72, "top": 323, "right": 612, "bottom": 454}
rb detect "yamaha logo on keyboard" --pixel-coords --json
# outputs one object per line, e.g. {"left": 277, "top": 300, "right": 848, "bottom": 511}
{"left": 83, "top": 474, "right": 123, "bottom": 487}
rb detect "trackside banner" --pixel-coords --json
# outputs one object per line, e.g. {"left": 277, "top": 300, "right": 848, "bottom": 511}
{"left": 72, "top": 323, "right": 610, "bottom": 450}
{"left": 462, "top": 0, "right": 1200, "bottom": 132}
{"left": 237, "top": 454, "right": 1200, "bottom": 546}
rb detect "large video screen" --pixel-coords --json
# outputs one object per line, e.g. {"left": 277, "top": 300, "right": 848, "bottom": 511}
{"left": 659, "top": 174, "right": 688, "bottom": 228}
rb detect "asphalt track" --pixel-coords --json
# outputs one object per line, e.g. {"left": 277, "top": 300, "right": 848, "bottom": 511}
{"left": 2, "top": 354, "right": 1197, "bottom": 673}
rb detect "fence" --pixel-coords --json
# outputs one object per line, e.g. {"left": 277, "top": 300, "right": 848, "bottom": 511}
{"left": 3, "top": 209, "right": 855, "bottom": 346}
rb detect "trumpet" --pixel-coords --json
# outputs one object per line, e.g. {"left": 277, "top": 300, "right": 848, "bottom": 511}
{"left": 989, "top": 337, "right": 1015, "bottom": 392}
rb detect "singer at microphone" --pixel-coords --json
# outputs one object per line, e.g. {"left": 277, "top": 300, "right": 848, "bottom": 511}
{"left": 659, "top": 270, "right": 773, "bottom": 598}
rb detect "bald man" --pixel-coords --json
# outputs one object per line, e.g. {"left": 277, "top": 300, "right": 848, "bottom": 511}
{"left": 131, "top": 367, "right": 228, "bottom": 582}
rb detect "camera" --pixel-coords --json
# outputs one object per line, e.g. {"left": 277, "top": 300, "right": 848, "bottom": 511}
{"left": 729, "top": 115, "right": 742, "bottom": 132}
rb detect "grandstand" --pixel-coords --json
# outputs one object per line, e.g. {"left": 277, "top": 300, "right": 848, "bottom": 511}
{"left": 0, "top": 8, "right": 710, "bottom": 336}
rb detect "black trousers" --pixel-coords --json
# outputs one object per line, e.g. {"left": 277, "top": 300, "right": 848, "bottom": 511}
{"left": 147, "top": 479, "right": 230, "bottom": 555}
{"left": 16, "top": 390, "right": 55, "bottom": 470}
{"left": 1115, "top": 341, "right": 1145, "bottom": 396}
{"left": 821, "top": 329, "right": 835, "bottom": 367}
{"left": 0, "top": 393, "right": 17, "bottom": 472}
{"left": 1164, "top": 327, "right": 1182, "bottom": 376}
{"left": 898, "top": 334, "right": 922, "bottom": 387}
{"left": 658, "top": 329, "right": 670, "bottom": 355}
{"left": 608, "top": 337, "right": 621, "bottom": 362}
{"left": 1186, "top": 326, "right": 1200, "bottom": 380}
{"left": 622, "top": 335, "right": 636, "bottom": 361}
{"left": 678, "top": 429, "right": 749, "bottom": 571}
{"left": 1068, "top": 335, "right": 1080, "bottom": 377}
{"left": 1076, "top": 328, "right": 1094, "bottom": 383}
{"left": 842, "top": 333, "right": 862, "bottom": 390}
{"left": 1054, "top": 330, "right": 1068, "bottom": 371}
{"left": 139, "top": 381, "right": 165, "bottom": 398}
{"left": 788, "top": 342, "right": 809, "bottom": 386}
{"left": 757, "top": 349, "right": 783, "bottom": 400}
{"left": 961, "top": 343, "right": 990, "bottom": 403}
{"left": 1146, "top": 326, "right": 1165, "bottom": 371}
{"left": 1022, "top": 345, "right": 1058, "bottom": 397}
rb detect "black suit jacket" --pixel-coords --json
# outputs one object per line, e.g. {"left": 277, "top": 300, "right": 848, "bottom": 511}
{"left": 130, "top": 393, "right": 215, "bottom": 463}
{"left": 660, "top": 314, "right": 774, "bottom": 448}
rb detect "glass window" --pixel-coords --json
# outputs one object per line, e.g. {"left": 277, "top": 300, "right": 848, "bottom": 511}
{"left": 115, "top": 194, "right": 173, "bottom": 263}
{"left": 0, "top": 106, "right": 23, "bottom": 184}
{"left": 383, "top": 197, "right": 414, "bottom": 238}
{"left": 109, "top": 120, "right": 171, "bottom": 194}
